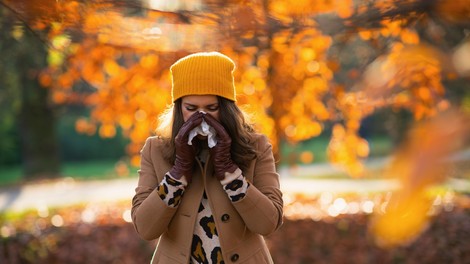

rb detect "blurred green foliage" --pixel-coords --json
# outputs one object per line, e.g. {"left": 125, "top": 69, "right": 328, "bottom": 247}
{"left": 0, "top": 10, "right": 22, "bottom": 165}
{"left": 57, "top": 107, "right": 129, "bottom": 162}
{"left": 0, "top": 106, "right": 129, "bottom": 166}
{"left": 0, "top": 113, "right": 21, "bottom": 165}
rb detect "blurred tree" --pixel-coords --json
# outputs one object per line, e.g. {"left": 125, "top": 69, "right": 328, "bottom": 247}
{"left": 0, "top": 6, "right": 60, "bottom": 178}
{"left": 1, "top": 0, "right": 469, "bottom": 178}
{"left": 0, "top": 35, "right": 21, "bottom": 165}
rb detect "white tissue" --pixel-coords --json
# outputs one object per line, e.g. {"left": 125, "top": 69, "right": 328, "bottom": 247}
{"left": 188, "top": 119, "right": 218, "bottom": 148}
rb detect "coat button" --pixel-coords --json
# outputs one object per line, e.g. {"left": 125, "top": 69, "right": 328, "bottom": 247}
{"left": 230, "top": 253, "right": 239, "bottom": 262}
{"left": 221, "top": 214, "right": 230, "bottom": 222}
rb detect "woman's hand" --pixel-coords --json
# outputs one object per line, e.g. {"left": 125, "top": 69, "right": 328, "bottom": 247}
{"left": 203, "top": 113, "right": 239, "bottom": 180}
{"left": 169, "top": 111, "right": 204, "bottom": 182}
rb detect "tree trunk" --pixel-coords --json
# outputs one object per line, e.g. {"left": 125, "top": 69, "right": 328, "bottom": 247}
{"left": 17, "top": 32, "right": 61, "bottom": 179}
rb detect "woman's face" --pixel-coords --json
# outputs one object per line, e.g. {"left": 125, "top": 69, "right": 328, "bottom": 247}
{"left": 181, "top": 95, "right": 220, "bottom": 122}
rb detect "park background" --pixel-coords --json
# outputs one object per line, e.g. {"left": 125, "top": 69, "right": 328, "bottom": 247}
{"left": 1, "top": 0, "right": 470, "bottom": 263}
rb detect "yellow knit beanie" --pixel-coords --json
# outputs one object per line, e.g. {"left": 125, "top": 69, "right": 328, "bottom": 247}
{"left": 170, "top": 51, "right": 237, "bottom": 102}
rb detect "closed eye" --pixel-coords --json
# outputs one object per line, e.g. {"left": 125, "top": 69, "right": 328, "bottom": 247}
{"left": 183, "top": 103, "right": 219, "bottom": 112}
{"left": 206, "top": 105, "right": 219, "bottom": 112}
{"left": 185, "top": 106, "right": 197, "bottom": 111}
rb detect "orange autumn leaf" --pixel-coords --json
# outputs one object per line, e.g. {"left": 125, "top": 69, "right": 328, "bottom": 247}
{"left": 99, "top": 124, "right": 116, "bottom": 138}
{"left": 370, "top": 110, "right": 470, "bottom": 248}
{"left": 299, "top": 151, "right": 314, "bottom": 164}
{"left": 400, "top": 29, "right": 420, "bottom": 44}
{"left": 358, "top": 30, "right": 372, "bottom": 40}
{"left": 335, "top": 0, "right": 353, "bottom": 18}
{"left": 104, "top": 59, "right": 121, "bottom": 76}
{"left": 434, "top": 0, "right": 470, "bottom": 23}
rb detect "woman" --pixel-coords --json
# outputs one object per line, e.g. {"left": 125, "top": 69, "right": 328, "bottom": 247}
{"left": 131, "top": 52, "right": 283, "bottom": 264}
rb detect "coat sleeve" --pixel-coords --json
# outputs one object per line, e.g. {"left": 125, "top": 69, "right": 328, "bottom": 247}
{"left": 232, "top": 135, "right": 283, "bottom": 236}
{"left": 131, "top": 137, "right": 178, "bottom": 241}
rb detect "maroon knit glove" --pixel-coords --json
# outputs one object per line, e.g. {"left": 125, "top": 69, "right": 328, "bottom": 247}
{"left": 169, "top": 112, "right": 204, "bottom": 182}
{"left": 203, "top": 113, "right": 239, "bottom": 181}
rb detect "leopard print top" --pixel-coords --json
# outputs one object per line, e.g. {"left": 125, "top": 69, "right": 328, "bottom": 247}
{"left": 157, "top": 168, "right": 249, "bottom": 264}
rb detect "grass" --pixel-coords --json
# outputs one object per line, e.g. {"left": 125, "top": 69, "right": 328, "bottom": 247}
{"left": 0, "top": 160, "right": 138, "bottom": 187}
{"left": 61, "top": 160, "right": 133, "bottom": 179}
{"left": 280, "top": 135, "right": 394, "bottom": 166}
{"left": 0, "top": 136, "right": 394, "bottom": 186}
{"left": 0, "top": 166, "right": 23, "bottom": 186}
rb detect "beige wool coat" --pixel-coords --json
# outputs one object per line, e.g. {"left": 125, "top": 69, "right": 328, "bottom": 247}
{"left": 131, "top": 133, "right": 283, "bottom": 264}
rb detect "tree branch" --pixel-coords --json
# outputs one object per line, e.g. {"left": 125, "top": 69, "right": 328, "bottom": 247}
{"left": 0, "top": 0, "right": 53, "bottom": 49}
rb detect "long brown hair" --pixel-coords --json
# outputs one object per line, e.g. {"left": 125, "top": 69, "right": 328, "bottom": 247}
{"left": 156, "top": 97, "right": 257, "bottom": 171}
